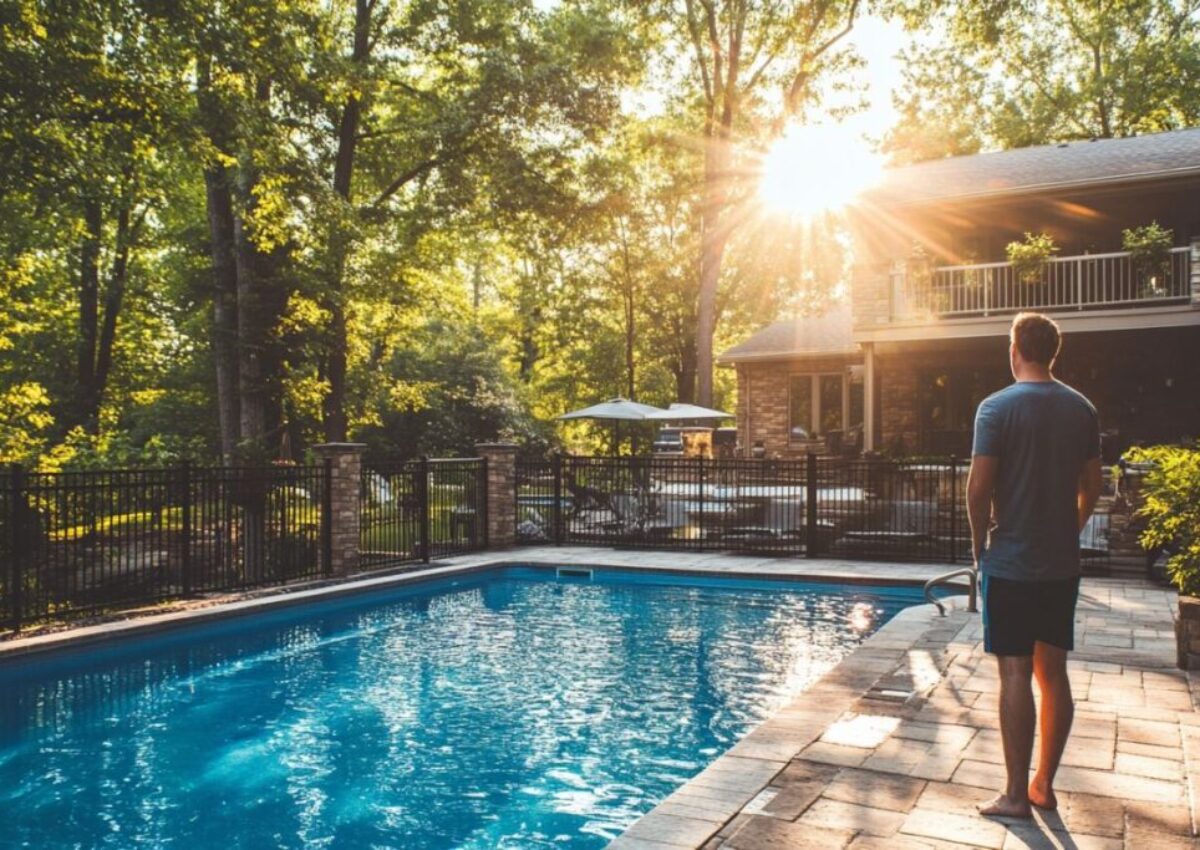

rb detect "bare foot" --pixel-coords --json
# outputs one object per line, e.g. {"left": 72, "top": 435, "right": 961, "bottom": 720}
{"left": 978, "top": 794, "right": 1033, "bottom": 819}
{"left": 1028, "top": 777, "right": 1057, "bottom": 810}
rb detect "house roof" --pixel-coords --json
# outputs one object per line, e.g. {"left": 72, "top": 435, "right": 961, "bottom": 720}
{"left": 867, "top": 127, "right": 1200, "bottom": 207}
{"left": 718, "top": 302, "right": 857, "bottom": 364}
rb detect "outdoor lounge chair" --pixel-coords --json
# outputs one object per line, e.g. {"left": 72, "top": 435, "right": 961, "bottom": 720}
{"left": 830, "top": 499, "right": 939, "bottom": 557}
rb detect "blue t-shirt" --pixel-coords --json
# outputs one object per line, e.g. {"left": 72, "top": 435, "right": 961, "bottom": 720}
{"left": 972, "top": 380, "right": 1100, "bottom": 581}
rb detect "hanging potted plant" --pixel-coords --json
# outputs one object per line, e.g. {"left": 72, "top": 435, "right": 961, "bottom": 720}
{"left": 1124, "top": 443, "right": 1200, "bottom": 669}
{"left": 1122, "top": 221, "right": 1174, "bottom": 298}
{"left": 1006, "top": 232, "right": 1059, "bottom": 285}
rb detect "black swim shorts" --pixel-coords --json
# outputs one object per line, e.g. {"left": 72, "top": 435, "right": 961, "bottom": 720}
{"left": 981, "top": 574, "right": 1081, "bottom": 656}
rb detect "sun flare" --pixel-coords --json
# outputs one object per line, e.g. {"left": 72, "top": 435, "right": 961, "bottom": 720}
{"left": 758, "top": 123, "right": 883, "bottom": 218}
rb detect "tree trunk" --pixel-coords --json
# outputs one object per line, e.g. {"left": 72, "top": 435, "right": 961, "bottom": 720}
{"left": 619, "top": 225, "right": 636, "bottom": 400}
{"left": 695, "top": 133, "right": 731, "bottom": 407}
{"left": 75, "top": 198, "right": 102, "bottom": 431}
{"left": 92, "top": 199, "right": 133, "bottom": 425}
{"left": 197, "top": 55, "right": 242, "bottom": 463}
{"left": 677, "top": 341, "right": 697, "bottom": 404}
{"left": 205, "top": 165, "right": 241, "bottom": 463}
{"left": 232, "top": 77, "right": 278, "bottom": 457}
{"left": 322, "top": 0, "right": 373, "bottom": 443}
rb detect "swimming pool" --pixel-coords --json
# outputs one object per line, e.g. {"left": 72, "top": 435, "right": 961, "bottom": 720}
{"left": 0, "top": 566, "right": 930, "bottom": 849}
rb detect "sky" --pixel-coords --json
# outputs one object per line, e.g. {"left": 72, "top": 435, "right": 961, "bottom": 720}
{"left": 841, "top": 13, "right": 909, "bottom": 145}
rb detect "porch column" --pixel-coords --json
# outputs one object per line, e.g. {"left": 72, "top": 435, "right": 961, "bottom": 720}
{"left": 1191, "top": 235, "right": 1200, "bottom": 305}
{"left": 863, "top": 343, "right": 877, "bottom": 453}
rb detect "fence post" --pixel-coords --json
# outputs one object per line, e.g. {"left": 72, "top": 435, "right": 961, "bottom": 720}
{"left": 948, "top": 455, "right": 958, "bottom": 565}
{"left": 6, "top": 464, "right": 25, "bottom": 631}
{"left": 418, "top": 456, "right": 431, "bottom": 563}
{"left": 806, "top": 452, "right": 818, "bottom": 559}
{"left": 475, "top": 443, "right": 518, "bottom": 548}
{"left": 479, "top": 456, "right": 489, "bottom": 550}
{"left": 322, "top": 457, "right": 335, "bottom": 575}
{"left": 552, "top": 453, "right": 564, "bottom": 545}
{"left": 697, "top": 454, "right": 706, "bottom": 550}
{"left": 312, "top": 443, "right": 366, "bottom": 576}
{"left": 180, "top": 460, "right": 193, "bottom": 596}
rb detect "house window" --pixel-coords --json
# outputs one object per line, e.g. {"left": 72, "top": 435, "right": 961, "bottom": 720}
{"left": 918, "top": 368, "right": 1008, "bottom": 454}
{"left": 820, "top": 375, "right": 843, "bottom": 433}
{"left": 790, "top": 371, "right": 858, "bottom": 441}
{"left": 789, "top": 375, "right": 813, "bottom": 440}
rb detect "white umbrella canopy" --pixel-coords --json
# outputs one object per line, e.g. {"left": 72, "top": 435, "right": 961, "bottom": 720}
{"left": 644, "top": 402, "right": 733, "bottom": 421}
{"left": 556, "top": 397, "right": 667, "bottom": 421}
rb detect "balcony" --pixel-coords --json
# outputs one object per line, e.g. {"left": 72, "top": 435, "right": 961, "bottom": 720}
{"left": 896, "top": 246, "right": 1193, "bottom": 320}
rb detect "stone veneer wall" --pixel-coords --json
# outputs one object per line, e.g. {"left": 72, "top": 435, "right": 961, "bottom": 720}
{"left": 475, "top": 443, "right": 518, "bottom": 547}
{"left": 737, "top": 351, "right": 971, "bottom": 458}
{"left": 736, "top": 356, "right": 860, "bottom": 458}
{"left": 852, "top": 260, "right": 894, "bottom": 328}
{"left": 312, "top": 442, "right": 366, "bottom": 576}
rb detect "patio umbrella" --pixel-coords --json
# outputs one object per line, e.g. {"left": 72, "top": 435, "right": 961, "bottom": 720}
{"left": 644, "top": 403, "right": 734, "bottom": 421}
{"left": 556, "top": 398, "right": 666, "bottom": 421}
{"left": 557, "top": 398, "right": 666, "bottom": 454}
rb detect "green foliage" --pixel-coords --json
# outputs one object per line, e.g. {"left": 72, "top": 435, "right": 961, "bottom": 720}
{"left": 355, "top": 314, "right": 557, "bottom": 460}
{"left": 1005, "top": 232, "right": 1059, "bottom": 284}
{"left": 883, "top": 0, "right": 1200, "bottom": 163}
{"left": 1123, "top": 222, "right": 1175, "bottom": 291}
{"left": 0, "top": 383, "right": 54, "bottom": 464}
{"left": 1126, "top": 443, "right": 1200, "bottom": 597}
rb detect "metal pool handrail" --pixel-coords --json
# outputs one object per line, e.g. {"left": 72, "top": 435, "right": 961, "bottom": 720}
{"left": 924, "top": 566, "right": 978, "bottom": 616}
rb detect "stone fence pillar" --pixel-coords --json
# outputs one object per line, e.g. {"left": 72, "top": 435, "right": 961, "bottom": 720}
{"left": 313, "top": 442, "right": 366, "bottom": 576}
{"left": 476, "top": 443, "right": 518, "bottom": 548}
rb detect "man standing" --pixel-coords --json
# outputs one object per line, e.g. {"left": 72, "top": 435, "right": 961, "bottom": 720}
{"left": 967, "top": 312, "right": 1103, "bottom": 818}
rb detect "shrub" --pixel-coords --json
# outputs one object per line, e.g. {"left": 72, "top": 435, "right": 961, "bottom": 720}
{"left": 1005, "top": 232, "right": 1059, "bottom": 284}
{"left": 1122, "top": 221, "right": 1174, "bottom": 293}
{"left": 1125, "top": 443, "right": 1200, "bottom": 596}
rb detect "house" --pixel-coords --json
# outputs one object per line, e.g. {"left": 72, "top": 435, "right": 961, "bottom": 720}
{"left": 721, "top": 128, "right": 1200, "bottom": 459}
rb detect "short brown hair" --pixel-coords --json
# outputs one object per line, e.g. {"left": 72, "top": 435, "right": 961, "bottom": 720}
{"left": 1010, "top": 312, "right": 1061, "bottom": 366}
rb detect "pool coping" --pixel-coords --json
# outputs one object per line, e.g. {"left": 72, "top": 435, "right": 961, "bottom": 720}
{"left": 0, "top": 547, "right": 964, "bottom": 663}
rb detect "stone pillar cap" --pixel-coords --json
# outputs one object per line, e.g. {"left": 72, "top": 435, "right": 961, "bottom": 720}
{"left": 474, "top": 442, "right": 519, "bottom": 451}
{"left": 312, "top": 442, "right": 368, "bottom": 453}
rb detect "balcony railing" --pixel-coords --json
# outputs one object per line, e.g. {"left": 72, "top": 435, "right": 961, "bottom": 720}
{"left": 899, "top": 246, "right": 1192, "bottom": 319}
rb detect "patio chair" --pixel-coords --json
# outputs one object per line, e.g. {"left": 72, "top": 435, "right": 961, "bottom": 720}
{"left": 831, "top": 499, "right": 939, "bottom": 557}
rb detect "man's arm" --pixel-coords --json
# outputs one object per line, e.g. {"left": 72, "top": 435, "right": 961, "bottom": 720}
{"left": 967, "top": 455, "right": 999, "bottom": 566}
{"left": 1077, "top": 457, "right": 1102, "bottom": 532}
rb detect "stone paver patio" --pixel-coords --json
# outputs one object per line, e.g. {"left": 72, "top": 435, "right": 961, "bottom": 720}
{"left": 612, "top": 576, "right": 1197, "bottom": 850}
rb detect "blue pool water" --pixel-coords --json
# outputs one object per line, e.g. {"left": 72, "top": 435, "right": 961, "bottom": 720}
{"left": 0, "top": 567, "right": 928, "bottom": 849}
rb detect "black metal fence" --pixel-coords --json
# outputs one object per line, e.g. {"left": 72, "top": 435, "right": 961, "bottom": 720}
{"left": 359, "top": 458, "right": 487, "bottom": 569}
{"left": 3, "top": 463, "right": 329, "bottom": 629}
{"left": 518, "top": 454, "right": 1113, "bottom": 566}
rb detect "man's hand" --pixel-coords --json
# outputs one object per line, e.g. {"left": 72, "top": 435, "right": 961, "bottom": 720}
{"left": 968, "top": 455, "right": 999, "bottom": 567}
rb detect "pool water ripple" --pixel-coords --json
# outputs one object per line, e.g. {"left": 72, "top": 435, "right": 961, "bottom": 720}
{"left": 0, "top": 568, "right": 923, "bottom": 849}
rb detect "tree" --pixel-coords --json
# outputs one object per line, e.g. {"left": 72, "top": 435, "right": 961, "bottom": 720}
{"left": 657, "top": 0, "right": 867, "bottom": 405}
{"left": 0, "top": 1, "right": 189, "bottom": 437}
{"left": 884, "top": 0, "right": 1200, "bottom": 163}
